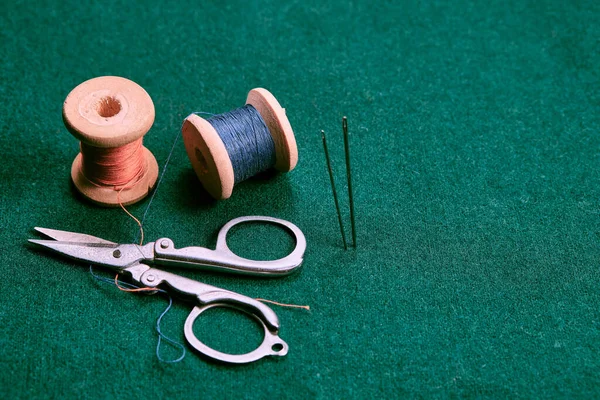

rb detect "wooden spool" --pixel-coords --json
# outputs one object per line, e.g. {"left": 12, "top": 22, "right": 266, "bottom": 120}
{"left": 181, "top": 88, "right": 298, "bottom": 199}
{"left": 63, "top": 76, "right": 159, "bottom": 206}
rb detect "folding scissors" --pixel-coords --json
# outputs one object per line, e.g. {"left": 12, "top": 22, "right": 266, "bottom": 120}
{"left": 29, "top": 216, "right": 306, "bottom": 364}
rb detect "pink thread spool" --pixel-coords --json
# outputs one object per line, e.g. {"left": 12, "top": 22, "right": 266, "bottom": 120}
{"left": 63, "top": 76, "right": 159, "bottom": 206}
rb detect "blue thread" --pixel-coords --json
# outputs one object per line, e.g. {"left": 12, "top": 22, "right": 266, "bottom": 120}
{"left": 89, "top": 266, "right": 186, "bottom": 363}
{"left": 206, "top": 105, "right": 276, "bottom": 184}
{"left": 155, "top": 295, "right": 186, "bottom": 363}
{"left": 134, "top": 127, "right": 181, "bottom": 244}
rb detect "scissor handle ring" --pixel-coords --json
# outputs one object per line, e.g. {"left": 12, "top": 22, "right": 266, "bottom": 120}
{"left": 184, "top": 303, "right": 288, "bottom": 364}
{"left": 214, "top": 216, "right": 306, "bottom": 276}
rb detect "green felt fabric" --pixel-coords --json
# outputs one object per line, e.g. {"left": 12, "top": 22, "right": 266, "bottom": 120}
{"left": 1, "top": 0, "right": 599, "bottom": 398}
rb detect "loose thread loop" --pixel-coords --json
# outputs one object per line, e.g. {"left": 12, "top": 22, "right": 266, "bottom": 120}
{"left": 89, "top": 266, "right": 186, "bottom": 363}
{"left": 155, "top": 295, "right": 186, "bottom": 363}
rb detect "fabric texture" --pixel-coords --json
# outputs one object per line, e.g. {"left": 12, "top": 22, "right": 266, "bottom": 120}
{"left": 1, "top": 0, "right": 599, "bottom": 397}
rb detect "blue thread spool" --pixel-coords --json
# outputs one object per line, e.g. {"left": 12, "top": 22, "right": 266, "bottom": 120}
{"left": 182, "top": 88, "right": 298, "bottom": 199}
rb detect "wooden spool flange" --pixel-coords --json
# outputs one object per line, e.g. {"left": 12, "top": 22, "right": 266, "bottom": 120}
{"left": 63, "top": 76, "right": 159, "bottom": 206}
{"left": 181, "top": 88, "right": 298, "bottom": 199}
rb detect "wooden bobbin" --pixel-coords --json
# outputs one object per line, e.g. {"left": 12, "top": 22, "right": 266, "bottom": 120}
{"left": 63, "top": 76, "right": 159, "bottom": 206}
{"left": 181, "top": 88, "right": 298, "bottom": 199}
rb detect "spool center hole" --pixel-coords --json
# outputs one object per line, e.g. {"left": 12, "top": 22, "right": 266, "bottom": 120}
{"left": 97, "top": 96, "right": 122, "bottom": 118}
{"left": 195, "top": 148, "right": 209, "bottom": 175}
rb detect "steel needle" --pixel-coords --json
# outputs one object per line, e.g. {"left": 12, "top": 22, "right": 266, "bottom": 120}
{"left": 322, "top": 130, "right": 348, "bottom": 250}
{"left": 342, "top": 117, "right": 356, "bottom": 247}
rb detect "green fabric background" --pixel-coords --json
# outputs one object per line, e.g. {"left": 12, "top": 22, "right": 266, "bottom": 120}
{"left": 1, "top": 0, "right": 599, "bottom": 398}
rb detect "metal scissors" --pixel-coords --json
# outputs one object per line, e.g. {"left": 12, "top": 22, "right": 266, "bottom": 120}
{"left": 29, "top": 216, "right": 306, "bottom": 364}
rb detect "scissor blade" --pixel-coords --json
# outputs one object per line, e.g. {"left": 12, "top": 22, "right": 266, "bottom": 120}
{"left": 29, "top": 239, "right": 120, "bottom": 266}
{"left": 34, "top": 227, "right": 116, "bottom": 245}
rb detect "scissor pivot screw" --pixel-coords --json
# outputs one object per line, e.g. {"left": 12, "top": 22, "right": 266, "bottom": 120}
{"left": 146, "top": 275, "right": 156, "bottom": 282}
{"left": 160, "top": 240, "right": 170, "bottom": 249}
{"left": 113, "top": 250, "right": 121, "bottom": 258}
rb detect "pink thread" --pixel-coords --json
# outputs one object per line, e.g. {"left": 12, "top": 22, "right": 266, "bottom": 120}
{"left": 80, "top": 139, "right": 147, "bottom": 188}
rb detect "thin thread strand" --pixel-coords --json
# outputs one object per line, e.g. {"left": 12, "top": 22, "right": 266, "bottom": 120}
{"left": 134, "top": 127, "right": 181, "bottom": 244}
{"left": 256, "top": 298, "right": 311, "bottom": 311}
{"left": 156, "top": 295, "right": 187, "bottom": 363}
{"left": 89, "top": 266, "right": 186, "bottom": 363}
{"left": 90, "top": 266, "right": 138, "bottom": 289}
{"left": 114, "top": 274, "right": 157, "bottom": 292}
{"left": 117, "top": 188, "right": 144, "bottom": 245}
